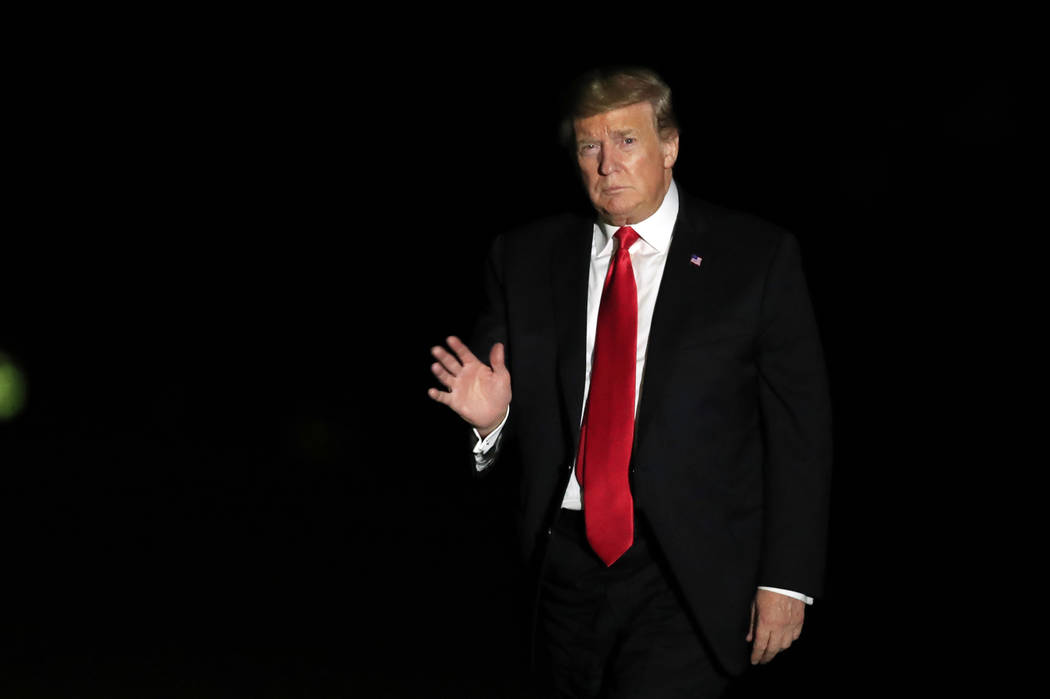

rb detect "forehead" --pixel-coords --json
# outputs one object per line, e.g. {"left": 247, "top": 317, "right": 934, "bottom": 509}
{"left": 573, "top": 101, "right": 657, "bottom": 140}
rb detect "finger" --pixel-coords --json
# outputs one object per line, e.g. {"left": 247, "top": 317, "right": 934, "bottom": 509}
{"left": 446, "top": 336, "right": 480, "bottom": 366}
{"left": 771, "top": 631, "right": 791, "bottom": 655}
{"left": 745, "top": 600, "right": 756, "bottom": 642}
{"left": 427, "top": 386, "right": 451, "bottom": 405}
{"left": 750, "top": 628, "right": 769, "bottom": 665}
{"left": 489, "top": 342, "right": 506, "bottom": 373}
{"left": 431, "top": 362, "right": 456, "bottom": 390}
{"left": 750, "top": 640, "right": 765, "bottom": 665}
{"left": 431, "top": 344, "right": 463, "bottom": 376}
{"left": 762, "top": 629, "right": 795, "bottom": 664}
{"left": 759, "top": 638, "right": 780, "bottom": 664}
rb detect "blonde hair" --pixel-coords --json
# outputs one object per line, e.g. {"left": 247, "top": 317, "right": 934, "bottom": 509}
{"left": 560, "top": 66, "right": 679, "bottom": 148}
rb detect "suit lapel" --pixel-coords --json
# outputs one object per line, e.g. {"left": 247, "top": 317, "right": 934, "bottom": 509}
{"left": 553, "top": 220, "right": 594, "bottom": 447}
{"left": 635, "top": 199, "right": 710, "bottom": 447}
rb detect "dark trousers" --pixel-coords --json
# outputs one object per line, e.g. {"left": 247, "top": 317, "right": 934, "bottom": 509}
{"left": 536, "top": 509, "right": 731, "bottom": 699}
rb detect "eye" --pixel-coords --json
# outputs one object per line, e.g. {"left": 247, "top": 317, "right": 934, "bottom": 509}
{"left": 623, "top": 137, "right": 636, "bottom": 145}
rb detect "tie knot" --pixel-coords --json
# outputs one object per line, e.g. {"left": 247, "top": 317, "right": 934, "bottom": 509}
{"left": 615, "top": 226, "right": 639, "bottom": 253}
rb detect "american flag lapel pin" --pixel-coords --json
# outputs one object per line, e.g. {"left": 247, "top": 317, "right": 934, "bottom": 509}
{"left": 690, "top": 254, "right": 703, "bottom": 268}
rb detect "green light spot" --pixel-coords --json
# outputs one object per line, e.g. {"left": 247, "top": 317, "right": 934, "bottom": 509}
{"left": 0, "top": 355, "right": 26, "bottom": 420}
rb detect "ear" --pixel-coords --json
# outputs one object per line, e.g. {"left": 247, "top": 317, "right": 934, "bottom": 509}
{"left": 661, "top": 130, "right": 680, "bottom": 169}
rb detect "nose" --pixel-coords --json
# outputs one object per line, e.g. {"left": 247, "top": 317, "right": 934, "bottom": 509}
{"left": 598, "top": 143, "right": 621, "bottom": 176}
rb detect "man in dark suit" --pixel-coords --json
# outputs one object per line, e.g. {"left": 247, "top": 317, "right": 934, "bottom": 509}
{"left": 428, "top": 66, "right": 832, "bottom": 697}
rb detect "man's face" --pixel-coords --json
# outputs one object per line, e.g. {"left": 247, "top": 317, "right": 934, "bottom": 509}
{"left": 573, "top": 101, "right": 679, "bottom": 226}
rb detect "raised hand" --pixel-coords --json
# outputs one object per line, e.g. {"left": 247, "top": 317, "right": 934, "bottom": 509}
{"left": 428, "top": 336, "right": 511, "bottom": 437}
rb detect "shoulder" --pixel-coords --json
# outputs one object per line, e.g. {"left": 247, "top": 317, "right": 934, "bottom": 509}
{"left": 675, "top": 189, "right": 803, "bottom": 276}
{"left": 498, "top": 212, "right": 591, "bottom": 249}
{"left": 678, "top": 189, "right": 796, "bottom": 251}
{"left": 484, "top": 211, "right": 592, "bottom": 268}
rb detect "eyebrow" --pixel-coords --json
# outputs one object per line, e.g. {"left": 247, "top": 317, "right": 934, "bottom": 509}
{"left": 576, "top": 128, "right": 638, "bottom": 145}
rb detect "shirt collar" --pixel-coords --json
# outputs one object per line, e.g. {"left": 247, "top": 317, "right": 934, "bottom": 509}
{"left": 594, "top": 179, "right": 679, "bottom": 256}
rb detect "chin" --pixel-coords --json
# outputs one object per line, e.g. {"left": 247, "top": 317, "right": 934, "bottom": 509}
{"left": 598, "top": 199, "right": 638, "bottom": 222}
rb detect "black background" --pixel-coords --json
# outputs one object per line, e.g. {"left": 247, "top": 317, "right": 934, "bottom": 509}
{"left": 2, "top": 13, "right": 1030, "bottom": 697}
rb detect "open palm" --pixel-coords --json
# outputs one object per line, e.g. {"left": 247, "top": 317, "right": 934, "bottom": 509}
{"left": 428, "top": 336, "right": 511, "bottom": 436}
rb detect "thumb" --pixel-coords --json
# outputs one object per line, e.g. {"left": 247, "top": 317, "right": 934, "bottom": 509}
{"left": 489, "top": 342, "right": 507, "bottom": 372}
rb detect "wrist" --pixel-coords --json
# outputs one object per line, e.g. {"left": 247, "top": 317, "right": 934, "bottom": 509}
{"left": 475, "top": 407, "right": 509, "bottom": 438}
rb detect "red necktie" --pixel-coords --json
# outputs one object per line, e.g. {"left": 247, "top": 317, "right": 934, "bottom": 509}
{"left": 576, "top": 226, "right": 639, "bottom": 566}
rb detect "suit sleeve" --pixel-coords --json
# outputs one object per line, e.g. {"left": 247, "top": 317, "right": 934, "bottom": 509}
{"left": 755, "top": 232, "right": 833, "bottom": 598}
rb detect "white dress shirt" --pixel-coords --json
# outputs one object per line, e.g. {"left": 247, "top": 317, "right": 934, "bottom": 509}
{"left": 472, "top": 181, "right": 812, "bottom": 604}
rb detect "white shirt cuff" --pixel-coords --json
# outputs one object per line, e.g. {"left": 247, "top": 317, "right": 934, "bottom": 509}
{"left": 758, "top": 586, "right": 814, "bottom": 605}
{"left": 472, "top": 408, "right": 510, "bottom": 471}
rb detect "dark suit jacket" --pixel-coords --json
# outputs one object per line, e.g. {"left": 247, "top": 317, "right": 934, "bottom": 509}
{"left": 471, "top": 188, "right": 833, "bottom": 675}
